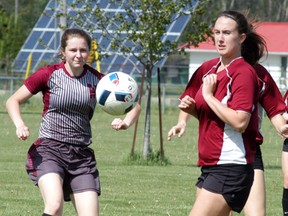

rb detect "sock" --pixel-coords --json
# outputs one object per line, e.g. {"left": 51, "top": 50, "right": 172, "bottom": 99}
{"left": 42, "top": 214, "right": 52, "bottom": 216}
{"left": 283, "top": 188, "right": 288, "bottom": 215}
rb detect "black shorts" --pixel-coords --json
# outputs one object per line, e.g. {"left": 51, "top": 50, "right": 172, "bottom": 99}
{"left": 196, "top": 164, "right": 254, "bottom": 213}
{"left": 26, "top": 138, "right": 101, "bottom": 201}
{"left": 283, "top": 138, "right": 288, "bottom": 152}
{"left": 253, "top": 144, "right": 264, "bottom": 171}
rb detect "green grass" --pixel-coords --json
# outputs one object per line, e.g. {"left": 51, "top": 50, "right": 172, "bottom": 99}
{"left": 0, "top": 94, "right": 284, "bottom": 215}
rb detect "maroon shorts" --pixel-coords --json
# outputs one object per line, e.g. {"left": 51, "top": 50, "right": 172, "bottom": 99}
{"left": 26, "top": 138, "right": 101, "bottom": 201}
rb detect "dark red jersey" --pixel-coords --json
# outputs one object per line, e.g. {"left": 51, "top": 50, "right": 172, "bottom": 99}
{"left": 181, "top": 57, "right": 259, "bottom": 166}
{"left": 24, "top": 62, "right": 103, "bottom": 145}
{"left": 255, "top": 63, "right": 286, "bottom": 144}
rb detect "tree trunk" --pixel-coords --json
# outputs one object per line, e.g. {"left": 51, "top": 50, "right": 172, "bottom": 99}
{"left": 143, "top": 68, "right": 152, "bottom": 158}
{"left": 130, "top": 67, "right": 145, "bottom": 158}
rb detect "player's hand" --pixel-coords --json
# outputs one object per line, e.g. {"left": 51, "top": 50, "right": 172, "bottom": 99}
{"left": 279, "top": 124, "right": 288, "bottom": 139}
{"left": 167, "top": 122, "right": 186, "bottom": 141}
{"left": 16, "top": 125, "right": 30, "bottom": 140}
{"left": 111, "top": 118, "right": 129, "bottom": 131}
{"left": 283, "top": 112, "right": 288, "bottom": 122}
{"left": 202, "top": 74, "right": 217, "bottom": 100}
{"left": 178, "top": 95, "right": 196, "bottom": 116}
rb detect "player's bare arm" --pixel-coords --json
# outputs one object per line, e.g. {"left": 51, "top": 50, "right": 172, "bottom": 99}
{"left": 111, "top": 103, "right": 141, "bottom": 131}
{"left": 167, "top": 110, "right": 191, "bottom": 141}
{"left": 6, "top": 85, "right": 32, "bottom": 140}
{"left": 270, "top": 113, "right": 288, "bottom": 138}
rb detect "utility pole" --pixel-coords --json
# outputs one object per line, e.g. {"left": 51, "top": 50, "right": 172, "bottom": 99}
{"left": 15, "top": 0, "right": 18, "bottom": 25}
{"left": 60, "top": 0, "right": 67, "bottom": 29}
{"left": 59, "top": 0, "right": 67, "bottom": 49}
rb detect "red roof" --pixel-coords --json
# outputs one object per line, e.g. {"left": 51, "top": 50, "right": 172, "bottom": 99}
{"left": 187, "top": 22, "right": 288, "bottom": 54}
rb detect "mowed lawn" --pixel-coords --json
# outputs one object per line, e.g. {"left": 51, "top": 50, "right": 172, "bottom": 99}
{"left": 0, "top": 94, "right": 284, "bottom": 215}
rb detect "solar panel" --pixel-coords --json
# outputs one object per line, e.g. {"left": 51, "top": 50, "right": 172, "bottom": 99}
{"left": 13, "top": 0, "right": 194, "bottom": 76}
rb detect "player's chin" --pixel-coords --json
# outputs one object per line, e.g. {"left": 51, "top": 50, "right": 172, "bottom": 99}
{"left": 74, "top": 62, "right": 85, "bottom": 67}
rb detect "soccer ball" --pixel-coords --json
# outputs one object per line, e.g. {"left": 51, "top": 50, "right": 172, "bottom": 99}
{"left": 96, "top": 72, "right": 139, "bottom": 116}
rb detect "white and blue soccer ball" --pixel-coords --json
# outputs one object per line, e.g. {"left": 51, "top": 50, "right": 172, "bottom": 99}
{"left": 96, "top": 72, "right": 139, "bottom": 116}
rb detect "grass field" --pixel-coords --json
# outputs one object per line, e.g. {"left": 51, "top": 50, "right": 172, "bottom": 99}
{"left": 0, "top": 94, "right": 284, "bottom": 215}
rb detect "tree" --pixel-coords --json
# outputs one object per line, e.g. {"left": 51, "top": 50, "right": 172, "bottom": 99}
{"left": 58, "top": 0, "right": 210, "bottom": 159}
{"left": 0, "top": 0, "right": 49, "bottom": 76}
{"left": 195, "top": 0, "right": 288, "bottom": 23}
{"left": 0, "top": 6, "right": 26, "bottom": 75}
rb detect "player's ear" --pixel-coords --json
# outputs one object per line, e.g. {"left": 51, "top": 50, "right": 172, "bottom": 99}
{"left": 240, "top": 33, "right": 246, "bottom": 44}
{"left": 61, "top": 48, "right": 66, "bottom": 59}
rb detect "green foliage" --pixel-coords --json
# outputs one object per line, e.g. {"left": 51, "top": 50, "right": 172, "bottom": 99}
{"left": 0, "top": 8, "right": 21, "bottom": 60}
{"left": 123, "top": 150, "right": 171, "bottom": 166}
{"left": 0, "top": 0, "right": 49, "bottom": 35}
{"left": 204, "top": 0, "right": 288, "bottom": 22}
{"left": 0, "top": 0, "right": 49, "bottom": 74}
{"left": 179, "top": 0, "right": 213, "bottom": 47}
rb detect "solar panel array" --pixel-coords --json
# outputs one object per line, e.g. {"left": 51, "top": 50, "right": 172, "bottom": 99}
{"left": 13, "top": 0, "right": 193, "bottom": 76}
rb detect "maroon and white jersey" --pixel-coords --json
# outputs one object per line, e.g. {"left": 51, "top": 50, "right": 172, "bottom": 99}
{"left": 24, "top": 62, "right": 104, "bottom": 145}
{"left": 255, "top": 64, "right": 286, "bottom": 144}
{"left": 181, "top": 57, "right": 259, "bottom": 166}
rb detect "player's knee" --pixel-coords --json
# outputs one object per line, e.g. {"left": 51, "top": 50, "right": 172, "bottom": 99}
{"left": 44, "top": 200, "right": 63, "bottom": 216}
{"left": 283, "top": 175, "right": 288, "bottom": 188}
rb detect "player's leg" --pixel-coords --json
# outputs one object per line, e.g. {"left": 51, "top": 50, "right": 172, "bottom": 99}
{"left": 189, "top": 188, "right": 231, "bottom": 216}
{"left": 243, "top": 144, "right": 265, "bottom": 216}
{"left": 26, "top": 139, "right": 65, "bottom": 216}
{"left": 243, "top": 169, "right": 265, "bottom": 216}
{"left": 192, "top": 172, "right": 231, "bottom": 216}
{"left": 38, "top": 173, "right": 64, "bottom": 216}
{"left": 282, "top": 140, "right": 288, "bottom": 215}
{"left": 69, "top": 173, "right": 100, "bottom": 216}
{"left": 229, "top": 144, "right": 265, "bottom": 216}
{"left": 71, "top": 191, "right": 99, "bottom": 216}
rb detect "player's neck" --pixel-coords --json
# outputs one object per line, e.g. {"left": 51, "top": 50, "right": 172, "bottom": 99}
{"left": 64, "top": 63, "right": 83, "bottom": 77}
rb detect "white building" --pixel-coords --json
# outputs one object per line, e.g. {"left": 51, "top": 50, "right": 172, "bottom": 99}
{"left": 185, "top": 22, "right": 288, "bottom": 92}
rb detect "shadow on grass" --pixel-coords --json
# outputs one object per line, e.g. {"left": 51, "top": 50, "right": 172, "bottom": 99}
{"left": 123, "top": 151, "right": 171, "bottom": 166}
{"left": 265, "top": 165, "right": 281, "bottom": 169}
